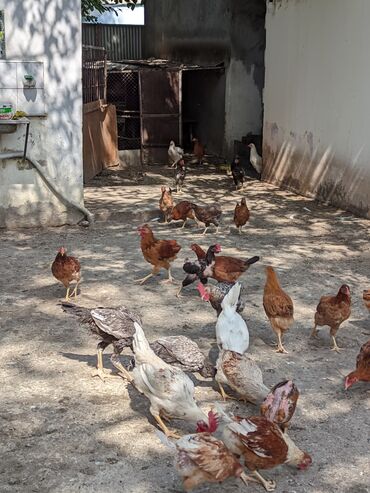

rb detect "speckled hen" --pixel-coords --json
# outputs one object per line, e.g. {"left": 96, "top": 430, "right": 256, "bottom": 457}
{"left": 61, "top": 302, "right": 140, "bottom": 382}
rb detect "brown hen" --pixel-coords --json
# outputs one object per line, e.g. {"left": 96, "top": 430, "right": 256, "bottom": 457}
{"left": 260, "top": 380, "right": 299, "bottom": 432}
{"left": 192, "top": 137, "right": 205, "bottom": 164}
{"left": 263, "top": 267, "right": 294, "bottom": 354}
{"left": 234, "top": 198, "right": 250, "bottom": 234}
{"left": 170, "top": 201, "right": 197, "bottom": 229}
{"left": 344, "top": 340, "right": 370, "bottom": 390}
{"left": 159, "top": 186, "right": 174, "bottom": 223}
{"left": 51, "top": 247, "right": 81, "bottom": 300}
{"left": 311, "top": 284, "right": 351, "bottom": 352}
{"left": 222, "top": 414, "right": 312, "bottom": 491}
{"left": 194, "top": 243, "right": 259, "bottom": 283}
{"left": 135, "top": 224, "right": 181, "bottom": 284}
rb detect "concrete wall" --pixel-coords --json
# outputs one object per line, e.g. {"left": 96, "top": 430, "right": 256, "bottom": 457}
{"left": 0, "top": 0, "right": 83, "bottom": 228}
{"left": 264, "top": 0, "right": 370, "bottom": 218}
{"left": 143, "top": 0, "right": 266, "bottom": 157}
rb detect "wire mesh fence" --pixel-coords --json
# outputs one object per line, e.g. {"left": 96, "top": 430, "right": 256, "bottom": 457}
{"left": 82, "top": 45, "right": 107, "bottom": 104}
{"left": 107, "top": 70, "right": 140, "bottom": 150}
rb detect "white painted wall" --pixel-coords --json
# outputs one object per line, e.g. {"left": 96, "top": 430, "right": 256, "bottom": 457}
{"left": 224, "top": 59, "right": 262, "bottom": 150}
{"left": 264, "top": 0, "right": 370, "bottom": 218}
{"left": 0, "top": 0, "right": 83, "bottom": 228}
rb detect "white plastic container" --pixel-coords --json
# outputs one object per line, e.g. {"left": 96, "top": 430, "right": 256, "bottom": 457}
{"left": 0, "top": 102, "right": 15, "bottom": 120}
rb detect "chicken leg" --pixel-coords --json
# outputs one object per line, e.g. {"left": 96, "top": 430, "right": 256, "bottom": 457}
{"left": 154, "top": 415, "right": 180, "bottom": 439}
{"left": 310, "top": 324, "right": 319, "bottom": 339}
{"left": 275, "top": 331, "right": 288, "bottom": 354}
{"left": 110, "top": 352, "right": 133, "bottom": 383}
{"left": 71, "top": 281, "right": 80, "bottom": 298}
{"left": 135, "top": 267, "right": 159, "bottom": 285}
{"left": 218, "top": 383, "right": 237, "bottom": 401}
{"left": 181, "top": 218, "right": 188, "bottom": 229}
{"left": 92, "top": 341, "right": 110, "bottom": 381}
{"left": 161, "top": 268, "right": 176, "bottom": 284}
{"left": 240, "top": 472, "right": 260, "bottom": 486}
{"left": 65, "top": 287, "right": 71, "bottom": 301}
{"left": 252, "top": 471, "right": 276, "bottom": 492}
{"left": 331, "top": 335, "right": 342, "bottom": 353}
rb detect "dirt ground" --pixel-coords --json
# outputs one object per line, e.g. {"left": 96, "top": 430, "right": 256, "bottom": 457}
{"left": 1, "top": 163, "right": 369, "bottom": 493}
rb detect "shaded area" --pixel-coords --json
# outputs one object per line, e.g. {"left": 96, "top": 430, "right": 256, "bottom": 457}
{"left": 0, "top": 165, "right": 369, "bottom": 492}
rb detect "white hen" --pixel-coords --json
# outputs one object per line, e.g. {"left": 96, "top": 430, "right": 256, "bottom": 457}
{"left": 132, "top": 322, "right": 207, "bottom": 438}
{"left": 216, "top": 283, "right": 249, "bottom": 354}
{"left": 168, "top": 140, "right": 184, "bottom": 167}
{"left": 248, "top": 143, "right": 262, "bottom": 174}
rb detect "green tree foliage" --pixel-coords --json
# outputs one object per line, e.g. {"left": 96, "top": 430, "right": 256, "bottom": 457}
{"left": 81, "top": 1, "right": 141, "bottom": 22}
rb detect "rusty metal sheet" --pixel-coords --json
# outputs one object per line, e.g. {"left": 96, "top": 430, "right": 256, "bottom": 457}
{"left": 140, "top": 69, "right": 180, "bottom": 165}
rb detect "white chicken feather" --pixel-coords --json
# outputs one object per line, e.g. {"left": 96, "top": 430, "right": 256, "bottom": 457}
{"left": 248, "top": 143, "right": 262, "bottom": 174}
{"left": 216, "top": 283, "right": 249, "bottom": 354}
{"left": 132, "top": 322, "right": 206, "bottom": 437}
{"left": 168, "top": 140, "right": 184, "bottom": 167}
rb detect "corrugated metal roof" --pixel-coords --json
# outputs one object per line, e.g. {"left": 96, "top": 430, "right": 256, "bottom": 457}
{"left": 82, "top": 24, "right": 142, "bottom": 61}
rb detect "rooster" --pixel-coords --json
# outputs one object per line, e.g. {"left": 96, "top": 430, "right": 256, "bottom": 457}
{"left": 132, "top": 322, "right": 207, "bottom": 438}
{"left": 61, "top": 302, "right": 140, "bottom": 382}
{"left": 136, "top": 224, "right": 181, "bottom": 285}
{"left": 231, "top": 155, "right": 245, "bottom": 189}
{"left": 260, "top": 380, "right": 299, "bottom": 433}
{"left": 203, "top": 244, "right": 260, "bottom": 283}
{"left": 175, "top": 243, "right": 219, "bottom": 298}
{"left": 174, "top": 159, "right": 186, "bottom": 193}
{"left": 157, "top": 412, "right": 252, "bottom": 491}
{"left": 311, "top": 284, "right": 351, "bottom": 352}
{"left": 170, "top": 201, "right": 198, "bottom": 229}
{"left": 197, "top": 281, "right": 245, "bottom": 317}
{"left": 234, "top": 198, "right": 250, "bottom": 234}
{"left": 220, "top": 411, "right": 312, "bottom": 491}
{"left": 248, "top": 143, "right": 262, "bottom": 175}
{"left": 159, "top": 186, "right": 174, "bottom": 223}
{"left": 192, "top": 138, "right": 205, "bottom": 164}
{"left": 263, "top": 267, "right": 294, "bottom": 354}
{"left": 344, "top": 340, "right": 370, "bottom": 390}
{"left": 168, "top": 140, "right": 184, "bottom": 167}
{"left": 191, "top": 204, "right": 222, "bottom": 235}
{"left": 51, "top": 247, "right": 81, "bottom": 301}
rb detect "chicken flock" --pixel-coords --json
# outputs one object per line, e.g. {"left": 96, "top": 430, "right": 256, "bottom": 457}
{"left": 50, "top": 142, "right": 370, "bottom": 492}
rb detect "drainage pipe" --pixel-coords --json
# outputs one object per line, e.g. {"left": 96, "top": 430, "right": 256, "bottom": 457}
{"left": 0, "top": 152, "right": 94, "bottom": 225}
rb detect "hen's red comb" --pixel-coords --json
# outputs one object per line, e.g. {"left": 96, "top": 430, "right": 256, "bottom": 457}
{"left": 207, "top": 410, "right": 219, "bottom": 432}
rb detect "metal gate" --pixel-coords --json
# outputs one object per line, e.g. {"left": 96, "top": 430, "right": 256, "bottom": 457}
{"left": 107, "top": 70, "right": 140, "bottom": 150}
{"left": 140, "top": 69, "right": 181, "bottom": 165}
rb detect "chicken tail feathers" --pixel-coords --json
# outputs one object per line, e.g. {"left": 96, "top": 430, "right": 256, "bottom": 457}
{"left": 156, "top": 430, "right": 177, "bottom": 450}
{"left": 133, "top": 321, "right": 152, "bottom": 354}
{"left": 220, "top": 282, "right": 241, "bottom": 311}
{"left": 245, "top": 256, "right": 260, "bottom": 266}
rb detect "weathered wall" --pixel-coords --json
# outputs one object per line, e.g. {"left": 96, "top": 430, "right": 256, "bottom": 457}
{"left": 0, "top": 0, "right": 83, "bottom": 228}
{"left": 264, "top": 0, "right": 370, "bottom": 218}
{"left": 83, "top": 102, "right": 119, "bottom": 182}
{"left": 143, "top": 0, "right": 266, "bottom": 157}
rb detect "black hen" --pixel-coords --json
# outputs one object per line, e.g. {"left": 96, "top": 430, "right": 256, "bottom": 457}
{"left": 61, "top": 303, "right": 141, "bottom": 382}
{"left": 231, "top": 155, "right": 245, "bottom": 190}
{"left": 174, "top": 159, "right": 186, "bottom": 193}
{"left": 176, "top": 257, "right": 209, "bottom": 297}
